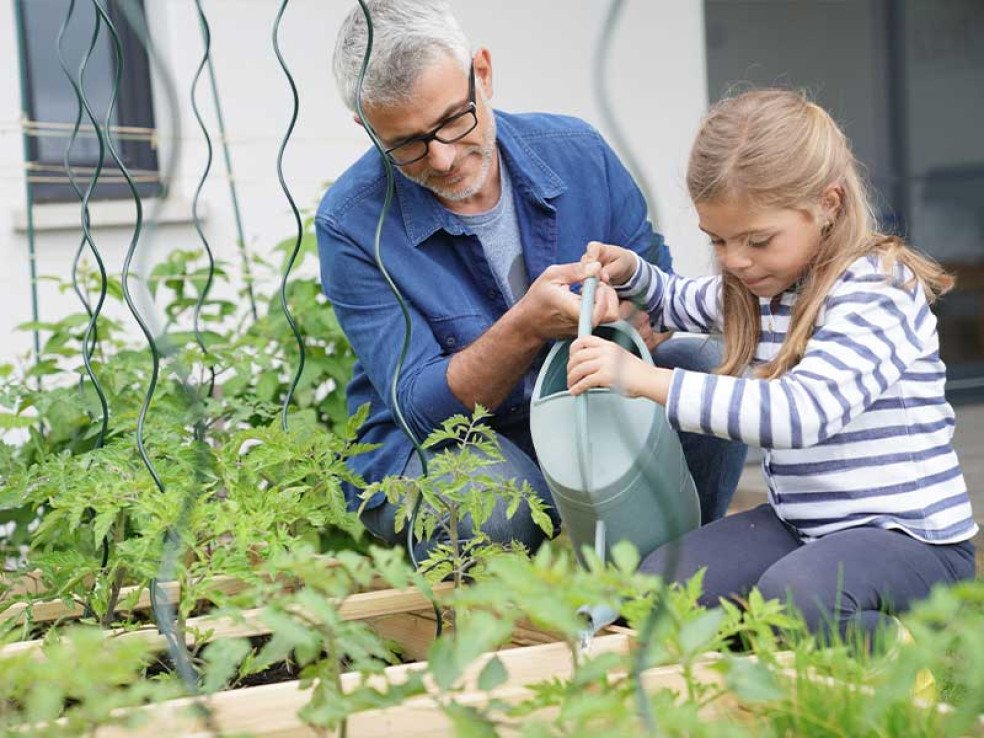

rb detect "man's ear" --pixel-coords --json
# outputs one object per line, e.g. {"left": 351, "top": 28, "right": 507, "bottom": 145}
{"left": 352, "top": 114, "right": 364, "bottom": 127}
{"left": 474, "top": 46, "right": 493, "bottom": 100}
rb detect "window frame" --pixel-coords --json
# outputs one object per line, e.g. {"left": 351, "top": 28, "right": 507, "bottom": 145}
{"left": 14, "top": 0, "right": 162, "bottom": 204}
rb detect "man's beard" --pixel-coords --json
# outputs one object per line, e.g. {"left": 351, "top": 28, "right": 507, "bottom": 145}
{"left": 401, "top": 114, "right": 497, "bottom": 203}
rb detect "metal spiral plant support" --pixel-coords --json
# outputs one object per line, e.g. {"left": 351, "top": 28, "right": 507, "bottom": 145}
{"left": 353, "top": 0, "right": 429, "bottom": 483}
{"left": 593, "top": 0, "right": 659, "bottom": 229}
{"left": 191, "top": 0, "right": 217, "bottom": 398}
{"left": 59, "top": 0, "right": 110, "bottom": 453}
{"left": 59, "top": 0, "right": 113, "bottom": 584}
{"left": 205, "top": 52, "right": 258, "bottom": 322}
{"left": 272, "top": 0, "right": 306, "bottom": 432}
{"left": 105, "top": 7, "right": 221, "bottom": 723}
{"left": 11, "top": 2, "right": 42, "bottom": 377}
{"left": 113, "top": 0, "right": 183, "bottom": 328}
{"left": 88, "top": 0, "right": 200, "bottom": 692}
{"left": 353, "top": 1, "right": 440, "bottom": 638}
{"left": 593, "top": 1, "right": 678, "bottom": 730}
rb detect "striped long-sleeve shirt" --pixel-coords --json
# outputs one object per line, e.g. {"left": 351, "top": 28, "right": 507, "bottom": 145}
{"left": 617, "top": 253, "right": 977, "bottom": 544}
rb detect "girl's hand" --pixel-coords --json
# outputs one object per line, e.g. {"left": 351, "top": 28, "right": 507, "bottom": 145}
{"left": 618, "top": 299, "right": 672, "bottom": 351}
{"left": 567, "top": 335, "right": 652, "bottom": 397}
{"left": 581, "top": 241, "right": 639, "bottom": 286}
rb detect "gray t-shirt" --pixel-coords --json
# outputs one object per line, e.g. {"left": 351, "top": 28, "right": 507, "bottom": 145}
{"left": 454, "top": 152, "right": 528, "bottom": 305}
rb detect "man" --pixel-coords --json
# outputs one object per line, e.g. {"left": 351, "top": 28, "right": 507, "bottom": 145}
{"left": 317, "top": 0, "right": 745, "bottom": 557}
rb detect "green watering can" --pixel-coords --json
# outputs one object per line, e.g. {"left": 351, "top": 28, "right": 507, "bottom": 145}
{"left": 530, "top": 277, "right": 700, "bottom": 565}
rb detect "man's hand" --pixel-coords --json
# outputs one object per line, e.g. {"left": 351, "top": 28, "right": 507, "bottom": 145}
{"left": 514, "top": 262, "right": 619, "bottom": 341}
{"left": 580, "top": 240, "right": 639, "bottom": 286}
{"left": 618, "top": 299, "right": 672, "bottom": 352}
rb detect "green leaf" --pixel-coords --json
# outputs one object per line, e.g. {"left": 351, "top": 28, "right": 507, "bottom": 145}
{"left": 0, "top": 412, "right": 36, "bottom": 430}
{"left": 678, "top": 608, "right": 725, "bottom": 655}
{"left": 427, "top": 635, "right": 460, "bottom": 691}
{"left": 476, "top": 654, "right": 508, "bottom": 691}
{"left": 610, "top": 540, "right": 640, "bottom": 573}
{"left": 443, "top": 702, "right": 499, "bottom": 738}
{"left": 201, "top": 638, "right": 251, "bottom": 694}
{"left": 724, "top": 655, "right": 785, "bottom": 703}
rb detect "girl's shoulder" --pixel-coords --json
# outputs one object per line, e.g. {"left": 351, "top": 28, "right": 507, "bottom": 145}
{"left": 817, "top": 254, "right": 925, "bottom": 324}
{"left": 829, "top": 253, "right": 922, "bottom": 298}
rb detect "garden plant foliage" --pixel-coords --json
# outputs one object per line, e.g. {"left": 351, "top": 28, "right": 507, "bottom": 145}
{"left": 0, "top": 229, "right": 982, "bottom": 736}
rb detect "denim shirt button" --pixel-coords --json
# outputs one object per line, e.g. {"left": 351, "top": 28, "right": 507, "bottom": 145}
{"left": 445, "top": 336, "right": 456, "bottom": 348}
{"left": 486, "top": 288, "right": 497, "bottom": 300}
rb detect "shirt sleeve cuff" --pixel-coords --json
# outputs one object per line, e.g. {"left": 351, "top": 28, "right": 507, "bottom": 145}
{"left": 614, "top": 253, "right": 647, "bottom": 297}
{"left": 405, "top": 357, "right": 474, "bottom": 439}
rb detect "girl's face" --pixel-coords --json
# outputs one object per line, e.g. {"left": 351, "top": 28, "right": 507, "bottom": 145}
{"left": 697, "top": 198, "right": 823, "bottom": 298}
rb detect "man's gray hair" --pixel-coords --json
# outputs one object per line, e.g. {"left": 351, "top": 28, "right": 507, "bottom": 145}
{"left": 333, "top": 0, "right": 472, "bottom": 112}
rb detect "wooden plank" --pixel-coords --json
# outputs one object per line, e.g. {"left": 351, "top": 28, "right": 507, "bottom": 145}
{"left": 1, "top": 583, "right": 454, "bottom": 662}
{"left": 0, "top": 569, "right": 46, "bottom": 597}
{"left": 365, "top": 610, "right": 440, "bottom": 663}
{"left": 365, "top": 610, "right": 599, "bottom": 666}
{"left": 0, "top": 556, "right": 351, "bottom": 627}
{"left": 90, "top": 632, "right": 635, "bottom": 737}
{"left": 0, "top": 575, "right": 249, "bottom": 626}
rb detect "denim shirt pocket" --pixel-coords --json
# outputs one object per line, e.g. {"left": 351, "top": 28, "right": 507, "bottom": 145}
{"left": 429, "top": 313, "right": 489, "bottom": 354}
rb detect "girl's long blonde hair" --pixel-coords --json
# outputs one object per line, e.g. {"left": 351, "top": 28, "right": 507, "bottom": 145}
{"left": 687, "top": 89, "right": 953, "bottom": 379}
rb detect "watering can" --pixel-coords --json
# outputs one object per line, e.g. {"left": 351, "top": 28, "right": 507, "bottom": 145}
{"left": 530, "top": 277, "right": 700, "bottom": 565}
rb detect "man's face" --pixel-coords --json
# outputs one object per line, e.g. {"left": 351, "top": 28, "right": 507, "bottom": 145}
{"left": 362, "top": 51, "right": 497, "bottom": 206}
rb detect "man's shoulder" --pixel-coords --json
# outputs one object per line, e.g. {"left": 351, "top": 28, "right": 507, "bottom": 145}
{"left": 316, "top": 148, "right": 388, "bottom": 227}
{"left": 496, "top": 110, "right": 603, "bottom": 147}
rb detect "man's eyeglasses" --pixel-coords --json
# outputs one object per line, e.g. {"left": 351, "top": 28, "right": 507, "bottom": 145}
{"left": 384, "top": 63, "right": 477, "bottom": 166}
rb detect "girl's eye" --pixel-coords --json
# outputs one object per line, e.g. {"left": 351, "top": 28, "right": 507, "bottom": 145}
{"left": 749, "top": 235, "right": 774, "bottom": 248}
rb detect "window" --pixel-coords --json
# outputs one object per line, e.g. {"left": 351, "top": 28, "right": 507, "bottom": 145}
{"left": 705, "top": 0, "right": 984, "bottom": 391}
{"left": 15, "top": 0, "right": 161, "bottom": 203}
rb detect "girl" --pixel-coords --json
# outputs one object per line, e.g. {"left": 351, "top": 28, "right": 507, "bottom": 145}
{"left": 568, "top": 89, "right": 977, "bottom": 642}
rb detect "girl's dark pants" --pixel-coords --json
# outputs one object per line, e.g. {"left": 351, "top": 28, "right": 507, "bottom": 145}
{"left": 640, "top": 503, "right": 976, "bottom": 641}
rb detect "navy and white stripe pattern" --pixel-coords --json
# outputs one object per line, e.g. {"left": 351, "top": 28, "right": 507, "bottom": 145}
{"left": 617, "top": 253, "right": 977, "bottom": 544}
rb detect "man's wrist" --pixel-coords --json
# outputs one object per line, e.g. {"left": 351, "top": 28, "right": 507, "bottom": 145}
{"left": 507, "top": 293, "right": 548, "bottom": 345}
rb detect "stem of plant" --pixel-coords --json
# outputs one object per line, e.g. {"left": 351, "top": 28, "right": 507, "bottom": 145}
{"left": 101, "top": 514, "right": 127, "bottom": 626}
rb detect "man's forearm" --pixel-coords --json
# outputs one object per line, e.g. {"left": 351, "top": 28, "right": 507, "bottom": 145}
{"left": 446, "top": 302, "right": 545, "bottom": 411}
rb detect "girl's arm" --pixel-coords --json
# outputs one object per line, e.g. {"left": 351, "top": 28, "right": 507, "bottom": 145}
{"left": 666, "top": 265, "right": 931, "bottom": 449}
{"left": 584, "top": 241, "right": 722, "bottom": 334}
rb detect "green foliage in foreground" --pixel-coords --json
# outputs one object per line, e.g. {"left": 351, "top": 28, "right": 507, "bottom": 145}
{"left": 0, "top": 226, "right": 981, "bottom": 736}
{"left": 3, "top": 542, "right": 983, "bottom": 737}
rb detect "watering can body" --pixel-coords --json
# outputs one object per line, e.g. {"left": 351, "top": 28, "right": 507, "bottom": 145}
{"left": 529, "top": 283, "right": 700, "bottom": 564}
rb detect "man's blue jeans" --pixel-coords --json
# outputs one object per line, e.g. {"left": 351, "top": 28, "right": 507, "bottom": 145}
{"left": 360, "top": 334, "right": 747, "bottom": 556}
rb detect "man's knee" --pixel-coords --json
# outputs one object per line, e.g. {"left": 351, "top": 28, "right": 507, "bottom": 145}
{"left": 652, "top": 335, "right": 723, "bottom": 373}
{"left": 480, "top": 498, "right": 555, "bottom": 553}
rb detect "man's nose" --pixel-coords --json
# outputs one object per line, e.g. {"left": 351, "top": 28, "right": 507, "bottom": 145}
{"left": 426, "top": 140, "right": 456, "bottom": 172}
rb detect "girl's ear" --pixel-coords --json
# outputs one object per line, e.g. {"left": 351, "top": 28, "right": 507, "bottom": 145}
{"left": 819, "top": 183, "right": 844, "bottom": 222}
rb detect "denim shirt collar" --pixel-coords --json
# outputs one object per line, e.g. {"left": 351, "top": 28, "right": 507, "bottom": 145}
{"left": 395, "top": 110, "right": 567, "bottom": 247}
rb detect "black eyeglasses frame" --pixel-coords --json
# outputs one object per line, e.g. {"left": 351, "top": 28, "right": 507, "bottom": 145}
{"left": 383, "top": 63, "right": 478, "bottom": 166}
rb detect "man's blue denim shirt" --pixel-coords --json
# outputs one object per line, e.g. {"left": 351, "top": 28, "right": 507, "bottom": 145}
{"left": 315, "top": 111, "right": 671, "bottom": 510}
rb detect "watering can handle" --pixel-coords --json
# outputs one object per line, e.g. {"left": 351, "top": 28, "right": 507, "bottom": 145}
{"left": 578, "top": 276, "right": 598, "bottom": 339}
{"left": 574, "top": 276, "right": 598, "bottom": 500}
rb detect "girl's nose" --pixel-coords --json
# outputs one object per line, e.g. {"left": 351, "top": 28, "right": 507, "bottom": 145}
{"left": 426, "top": 140, "right": 456, "bottom": 172}
{"left": 721, "top": 244, "right": 753, "bottom": 272}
